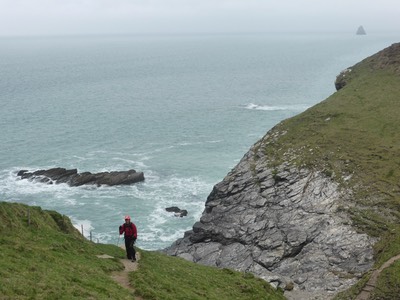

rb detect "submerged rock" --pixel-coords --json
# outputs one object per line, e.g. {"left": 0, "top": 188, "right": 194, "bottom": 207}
{"left": 17, "top": 168, "right": 144, "bottom": 187}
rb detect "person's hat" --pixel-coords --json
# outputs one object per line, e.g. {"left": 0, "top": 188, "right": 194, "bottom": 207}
{"left": 124, "top": 215, "right": 131, "bottom": 220}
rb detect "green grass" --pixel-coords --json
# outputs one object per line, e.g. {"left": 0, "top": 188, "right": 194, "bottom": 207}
{"left": 0, "top": 202, "right": 132, "bottom": 300}
{"left": 262, "top": 65, "right": 400, "bottom": 236}
{"left": 370, "top": 260, "right": 400, "bottom": 299}
{"left": 256, "top": 46, "right": 400, "bottom": 299}
{"left": 0, "top": 202, "right": 284, "bottom": 299}
{"left": 131, "top": 250, "right": 285, "bottom": 300}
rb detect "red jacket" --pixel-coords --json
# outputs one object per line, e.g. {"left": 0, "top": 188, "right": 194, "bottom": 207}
{"left": 119, "top": 222, "right": 137, "bottom": 239}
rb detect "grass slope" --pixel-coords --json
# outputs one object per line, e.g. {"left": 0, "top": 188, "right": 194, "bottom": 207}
{"left": 133, "top": 250, "right": 285, "bottom": 300}
{"left": 0, "top": 202, "right": 284, "bottom": 300}
{"left": 257, "top": 43, "right": 400, "bottom": 299}
{"left": 0, "top": 202, "right": 131, "bottom": 300}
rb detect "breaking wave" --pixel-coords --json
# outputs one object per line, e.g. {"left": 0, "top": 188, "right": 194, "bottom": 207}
{"left": 244, "top": 103, "right": 310, "bottom": 111}
{"left": 0, "top": 165, "right": 210, "bottom": 250}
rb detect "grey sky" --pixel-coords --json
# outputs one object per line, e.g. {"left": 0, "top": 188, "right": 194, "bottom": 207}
{"left": 1, "top": 0, "right": 399, "bottom": 36}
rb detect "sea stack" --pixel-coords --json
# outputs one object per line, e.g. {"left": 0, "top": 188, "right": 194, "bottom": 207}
{"left": 356, "top": 25, "right": 366, "bottom": 35}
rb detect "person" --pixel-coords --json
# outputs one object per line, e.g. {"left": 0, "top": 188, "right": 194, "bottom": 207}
{"left": 119, "top": 215, "right": 137, "bottom": 262}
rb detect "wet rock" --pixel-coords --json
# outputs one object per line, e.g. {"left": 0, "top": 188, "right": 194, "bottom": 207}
{"left": 17, "top": 168, "right": 144, "bottom": 187}
{"left": 166, "top": 206, "right": 188, "bottom": 217}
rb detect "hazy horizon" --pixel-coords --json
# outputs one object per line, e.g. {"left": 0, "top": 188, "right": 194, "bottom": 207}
{"left": 1, "top": 0, "right": 399, "bottom": 37}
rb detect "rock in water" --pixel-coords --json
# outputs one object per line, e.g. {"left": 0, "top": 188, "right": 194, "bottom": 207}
{"left": 356, "top": 25, "right": 366, "bottom": 35}
{"left": 166, "top": 207, "right": 188, "bottom": 217}
{"left": 17, "top": 168, "right": 144, "bottom": 187}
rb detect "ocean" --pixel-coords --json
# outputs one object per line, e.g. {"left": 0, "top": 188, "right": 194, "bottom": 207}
{"left": 0, "top": 32, "right": 398, "bottom": 250}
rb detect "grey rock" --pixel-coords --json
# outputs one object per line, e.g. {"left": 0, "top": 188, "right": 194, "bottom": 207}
{"left": 166, "top": 206, "right": 188, "bottom": 217}
{"left": 17, "top": 168, "right": 144, "bottom": 187}
{"left": 164, "top": 137, "right": 375, "bottom": 295}
{"left": 335, "top": 68, "right": 352, "bottom": 91}
{"left": 356, "top": 25, "right": 366, "bottom": 35}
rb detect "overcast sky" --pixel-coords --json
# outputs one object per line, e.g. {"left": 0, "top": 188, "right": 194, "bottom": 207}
{"left": 1, "top": 0, "right": 399, "bottom": 37}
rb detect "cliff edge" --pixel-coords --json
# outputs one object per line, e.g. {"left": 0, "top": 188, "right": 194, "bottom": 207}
{"left": 165, "top": 43, "right": 400, "bottom": 298}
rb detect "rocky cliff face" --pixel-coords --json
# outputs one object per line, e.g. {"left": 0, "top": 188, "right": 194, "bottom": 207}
{"left": 165, "top": 130, "right": 374, "bottom": 295}
{"left": 166, "top": 42, "right": 400, "bottom": 298}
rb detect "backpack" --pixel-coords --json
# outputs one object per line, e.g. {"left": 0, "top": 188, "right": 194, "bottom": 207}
{"left": 123, "top": 222, "right": 135, "bottom": 237}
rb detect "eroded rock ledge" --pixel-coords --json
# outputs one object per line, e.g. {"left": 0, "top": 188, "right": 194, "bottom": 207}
{"left": 17, "top": 167, "right": 144, "bottom": 187}
{"left": 164, "top": 139, "right": 375, "bottom": 296}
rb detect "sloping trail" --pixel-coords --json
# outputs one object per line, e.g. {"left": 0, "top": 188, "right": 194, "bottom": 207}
{"left": 97, "top": 252, "right": 400, "bottom": 300}
{"left": 355, "top": 254, "right": 400, "bottom": 300}
{"left": 97, "top": 252, "right": 142, "bottom": 300}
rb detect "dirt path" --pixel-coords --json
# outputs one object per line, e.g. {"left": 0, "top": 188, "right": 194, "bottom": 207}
{"left": 355, "top": 254, "right": 400, "bottom": 300}
{"left": 97, "top": 252, "right": 142, "bottom": 299}
{"left": 285, "top": 254, "right": 400, "bottom": 300}
{"left": 98, "top": 251, "right": 400, "bottom": 300}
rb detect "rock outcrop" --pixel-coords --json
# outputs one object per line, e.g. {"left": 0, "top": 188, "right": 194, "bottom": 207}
{"left": 356, "top": 26, "right": 366, "bottom": 35}
{"left": 165, "top": 135, "right": 374, "bottom": 295}
{"left": 166, "top": 207, "right": 188, "bottom": 217}
{"left": 335, "top": 43, "right": 400, "bottom": 91}
{"left": 334, "top": 68, "right": 352, "bottom": 91}
{"left": 17, "top": 168, "right": 144, "bottom": 187}
{"left": 164, "top": 42, "right": 400, "bottom": 298}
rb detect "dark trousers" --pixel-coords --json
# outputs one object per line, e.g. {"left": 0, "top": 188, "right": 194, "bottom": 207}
{"left": 124, "top": 236, "right": 136, "bottom": 259}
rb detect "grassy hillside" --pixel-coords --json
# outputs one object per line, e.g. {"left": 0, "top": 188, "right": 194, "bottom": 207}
{"left": 3, "top": 44, "right": 399, "bottom": 300}
{"left": 132, "top": 250, "right": 284, "bottom": 300}
{"left": 257, "top": 43, "right": 400, "bottom": 299}
{"left": 0, "top": 202, "right": 131, "bottom": 299}
{"left": 0, "top": 201, "right": 285, "bottom": 300}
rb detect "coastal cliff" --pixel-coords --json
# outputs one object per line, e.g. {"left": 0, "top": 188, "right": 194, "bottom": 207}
{"left": 165, "top": 43, "right": 400, "bottom": 297}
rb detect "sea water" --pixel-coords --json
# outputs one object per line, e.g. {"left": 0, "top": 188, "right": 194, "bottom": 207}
{"left": 0, "top": 32, "right": 398, "bottom": 250}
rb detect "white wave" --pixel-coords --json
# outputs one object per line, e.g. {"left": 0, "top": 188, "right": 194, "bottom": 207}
{"left": 0, "top": 166, "right": 209, "bottom": 250}
{"left": 177, "top": 141, "right": 200, "bottom": 147}
{"left": 0, "top": 168, "right": 73, "bottom": 198}
{"left": 206, "top": 140, "right": 223, "bottom": 144}
{"left": 63, "top": 198, "right": 78, "bottom": 206}
{"left": 158, "top": 229, "right": 187, "bottom": 242}
{"left": 244, "top": 102, "right": 310, "bottom": 111}
{"left": 91, "top": 231, "right": 117, "bottom": 244}
{"left": 110, "top": 157, "right": 149, "bottom": 169}
{"left": 71, "top": 218, "right": 93, "bottom": 237}
{"left": 71, "top": 155, "right": 88, "bottom": 161}
{"left": 138, "top": 226, "right": 187, "bottom": 245}
{"left": 122, "top": 173, "right": 210, "bottom": 249}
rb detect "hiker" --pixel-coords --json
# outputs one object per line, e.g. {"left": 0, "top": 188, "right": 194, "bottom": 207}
{"left": 119, "top": 215, "right": 137, "bottom": 262}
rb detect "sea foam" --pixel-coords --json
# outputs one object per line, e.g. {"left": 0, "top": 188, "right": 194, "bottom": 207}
{"left": 244, "top": 103, "right": 310, "bottom": 111}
